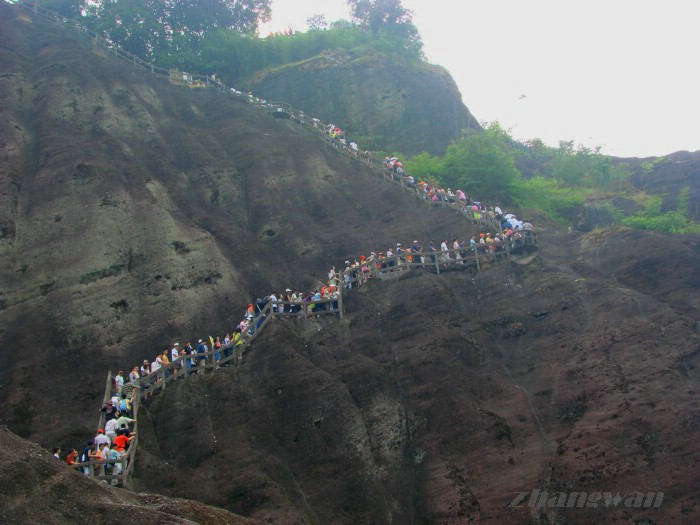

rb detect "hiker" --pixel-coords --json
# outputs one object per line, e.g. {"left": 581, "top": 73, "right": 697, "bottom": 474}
{"left": 118, "top": 394, "right": 131, "bottom": 416}
{"left": 386, "top": 247, "right": 395, "bottom": 268}
{"left": 114, "top": 371, "right": 124, "bottom": 394}
{"left": 428, "top": 240, "right": 437, "bottom": 263}
{"left": 113, "top": 430, "right": 135, "bottom": 453}
{"left": 183, "top": 342, "right": 194, "bottom": 372}
{"left": 214, "top": 336, "right": 222, "bottom": 363}
{"left": 105, "top": 416, "right": 120, "bottom": 443}
{"left": 150, "top": 354, "right": 161, "bottom": 377}
{"left": 440, "top": 240, "right": 450, "bottom": 262}
{"left": 94, "top": 428, "right": 111, "bottom": 447}
{"left": 159, "top": 350, "right": 170, "bottom": 378}
{"left": 106, "top": 442, "right": 124, "bottom": 479}
{"left": 195, "top": 339, "right": 208, "bottom": 369}
{"left": 223, "top": 334, "right": 232, "bottom": 361}
{"left": 128, "top": 366, "right": 140, "bottom": 387}
{"left": 453, "top": 239, "right": 462, "bottom": 262}
{"left": 100, "top": 400, "right": 117, "bottom": 421}
{"left": 80, "top": 441, "right": 95, "bottom": 476}
{"left": 114, "top": 413, "right": 136, "bottom": 430}
{"left": 93, "top": 442, "right": 108, "bottom": 476}
{"left": 66, "top": 448, "right": 79, "bottom": 469}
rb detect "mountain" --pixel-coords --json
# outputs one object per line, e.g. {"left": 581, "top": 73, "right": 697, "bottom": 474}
{"left": 0, "top": 0, "right": 467, "bottom": 441}
{"left": 1, "top": 3, "right": 700, "bottom": 524}
{"left": 244, "top": 50, "right": 480, "bottom": 156}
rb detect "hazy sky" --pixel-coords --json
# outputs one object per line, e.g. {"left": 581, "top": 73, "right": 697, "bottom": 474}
{"left": 259, "top": 0, "right": 699, "bottom": 158}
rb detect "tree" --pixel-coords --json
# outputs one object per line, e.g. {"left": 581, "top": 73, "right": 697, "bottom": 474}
{"left": 41, "top": 0, "right": 84, "bottom": 17}
{"left": 84, "top": 0, "right": 271, "bottom": 62}
{"left": 307, "top": 14, "right": 328, "bottom": 31}
{"left": 346, "top": 0, "right": 423, "bottom": 58}
{"left": 441, "top": 122, "right": 521, "bottom": 202}
{"left": 406, "top": 152, "right": 444, "bottom": 181}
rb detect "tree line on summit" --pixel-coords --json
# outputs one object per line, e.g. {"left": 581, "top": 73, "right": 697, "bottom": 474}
{"left": 15, "top": 0, "right": 699, "bottom": 233}
{"left": 36, "top": 0, "right": 424, "bottom": 70}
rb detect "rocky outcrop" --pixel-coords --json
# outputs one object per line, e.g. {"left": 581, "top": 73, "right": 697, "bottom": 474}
{"left": 135, "top": 230, "right": 700, "bottom": 523}
{"left": 245, "top": 51, "right": 480, "bottom": 156}
{"left": 0, "top": 2, "right": 466, "bottom": 444}
{"left": 1, "top": 4, "right": 699, "bottom": 525}
{"left": 0, "top": 426, "right": 261, "bottom": 524}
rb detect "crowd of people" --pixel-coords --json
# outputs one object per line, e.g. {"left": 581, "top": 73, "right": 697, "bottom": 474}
{"left": 45, "top": 73, "right": 539, "bottom": 485}
{"left": 383, "top": 156, "right": 535, "bottom": 233}
{"left": 53, "top": 384, "right": 138, "bottom": 484}
{"left": 86, "top": 271, "right": 345, "bottom": 398}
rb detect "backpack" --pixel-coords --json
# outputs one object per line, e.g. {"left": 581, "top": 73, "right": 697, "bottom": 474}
{"left": 119, "top": 399, "right": 128, "bottom": 412}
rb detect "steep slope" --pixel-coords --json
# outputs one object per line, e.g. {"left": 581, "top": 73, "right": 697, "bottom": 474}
{"left": 2, "top": 4, "right": 700, "bottom": 525}
{"left": 0, "top": 2, "right": 467, "bottom": 443}
{"left": 0, "top": 426, "right": 261, "bottom": 525}
{"left": 136, "top": 230, "right": 700, "bottom": 524}
{"left": 245, "top": 51, "right": 480, "bottom": 156}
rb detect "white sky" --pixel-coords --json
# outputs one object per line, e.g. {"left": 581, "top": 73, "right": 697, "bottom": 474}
{"left": 260, "top": 0, "right": 699, "bottom": 158}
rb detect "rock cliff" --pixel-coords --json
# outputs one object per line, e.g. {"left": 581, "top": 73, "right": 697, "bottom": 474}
{"left": 244, "top": 51, "right": 480, "bottom": 156}
{"left": 1, "top": 3, "right": 699, "bottom": 525}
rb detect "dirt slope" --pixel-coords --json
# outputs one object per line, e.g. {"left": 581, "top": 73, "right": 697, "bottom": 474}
{"left": 0, "top": 426, "right": 261, "bottom": 525}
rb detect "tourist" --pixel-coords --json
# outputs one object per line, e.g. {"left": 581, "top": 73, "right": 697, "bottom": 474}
{"left": 80, "top": 441, "right": 95, "bottom": 476}
{"left": 440, "top": 240, "right": 450, "bottom": 262}
{"left": 114, "top": 412, "right": 136, "bottom": 430}
{"left": 105, "top": 416, "right": 119, "bottom": 443}
{"left": 114, "top": 371, "right": 124, "bottom": 394}
{"left": 66, "top": 448, "right": 79, "bottom": 469}
{"left": 94, "top": 428, "right": 110, "bottom": 447}
{"left": 93, "top": 442, "right": 108, "bottom": 476}
{"left": 106, "top": 442, "right": 123, "bottom": 480}
{"left": 150, "top": 355, "right": 161, "bottom": 377}
{"left": 113, "top": 430, "right": 134, "bottom": 454}
{"left": 100, "top": 400, "right": 117, "bottom": 421}
{"left": 128, "top": 366, "right": 140, "bottom": 387}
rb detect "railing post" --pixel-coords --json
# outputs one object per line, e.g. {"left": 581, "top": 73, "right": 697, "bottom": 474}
{"left": 338, "top": 288, "right": 344, "bottom": 319}
{"left": 474, "top": 245, "right": 481, "bottom": 273}
{"left": 97, "top": 371, "right": 113, "bottom": 432}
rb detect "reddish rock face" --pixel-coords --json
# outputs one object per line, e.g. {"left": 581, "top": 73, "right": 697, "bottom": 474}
{"left": 137, "top": 229, "right": 700, "bottom": 524}
{"left": 1, "top": 4, "right": 699, "bottom": 525}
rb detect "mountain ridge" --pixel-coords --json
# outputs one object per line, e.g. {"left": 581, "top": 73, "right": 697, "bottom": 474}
{"left": 1, "top": 3, "right": 699, "bottom": 524}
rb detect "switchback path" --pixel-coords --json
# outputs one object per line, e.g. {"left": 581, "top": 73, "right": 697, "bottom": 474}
{"left": 6, "top": 0, "right": 539, "bottom": 490}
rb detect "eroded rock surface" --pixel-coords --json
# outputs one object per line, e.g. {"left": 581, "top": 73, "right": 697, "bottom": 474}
{"left": 1, "top": 4, "right": 699, "bottom": 525}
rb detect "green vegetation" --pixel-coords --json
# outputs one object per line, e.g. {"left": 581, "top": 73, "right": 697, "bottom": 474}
{"left": 50, "top": 0, "right": 423, "bottom": 82}
{"left": 513, "top": 177, "right": 587, "bottom": 223}
{"left": 25, "top": 1, "right": 696, "bottom": 235}
{"left": 622, "top": 188, "right": 700, "bottom": 234}
{"left": 403, "top": 124, "right": 698, "bottom": 234}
